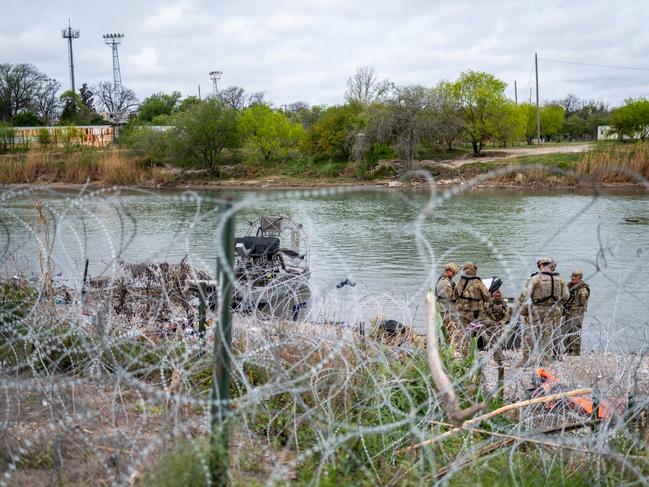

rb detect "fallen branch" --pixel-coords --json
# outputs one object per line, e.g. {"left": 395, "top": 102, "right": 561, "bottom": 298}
{"left": 408, "top": 386, "right": 593, "bottom": 450}
{"left": 424, "top": 292, "right": 486, "bottom": 426}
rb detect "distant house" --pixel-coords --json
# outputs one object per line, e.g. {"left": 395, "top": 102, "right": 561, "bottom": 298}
{"left": 597, "top": 125, "right": 649, "bottom": 141}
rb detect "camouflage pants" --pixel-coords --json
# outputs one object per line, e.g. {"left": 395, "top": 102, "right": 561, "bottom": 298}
{"left": 522, "top": 307, "right": 561, "bottom": 366}
{"left": 561, "top": 312, "right": 584, "bottom": 355}
{"left": 439, "top": 303, "right": 461, "bottom": 349}
{"left": 481, "top": 321, "right": 507, "bottom": 364}
{"left": 457, "top": 309, "right": 483, "bottom": 355}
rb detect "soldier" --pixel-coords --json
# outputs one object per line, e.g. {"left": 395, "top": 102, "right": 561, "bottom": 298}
{"left": 435, "top": 262, "right": 459, "bottom": 343}
{"left": 454, "top": 262, "right": 490, "bottom": 352}
{"left": 518, "top": 257, "right": 569, "bottom": 366}
{"left": 484, "top": 287, "right": 512, "bottom": 393}
{"left": 561, "top": 269, "right": 590, "bottom": 356}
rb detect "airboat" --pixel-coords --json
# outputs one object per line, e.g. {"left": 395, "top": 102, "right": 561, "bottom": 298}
{"left": 233, "top": 215, "right": 311, "bottom": 320}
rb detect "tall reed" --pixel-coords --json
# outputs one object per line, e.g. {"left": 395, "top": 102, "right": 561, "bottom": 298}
{"left": 576, "top": 142, "right": 649, "bottom": 183}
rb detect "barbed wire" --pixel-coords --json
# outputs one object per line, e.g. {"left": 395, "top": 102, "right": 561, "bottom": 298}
{"left": 1, "top": 167, "right": 648, "bottom": 485}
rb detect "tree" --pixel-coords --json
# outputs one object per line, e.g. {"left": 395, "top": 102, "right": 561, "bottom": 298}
{"left": 611, "top": 98, "right": 649, "bottom": 141}
{"left": 492, "top": 101, "right": 526, "bottom": 147}
{"left": 79, "top": 83, "right": 95, "bottom": 112}
{"left": 178, "top": 95, "right": 200, "bottom": 112}
{"left": 93, "top": 82, "right": 138, "bottom": 121}
{"left": 33, "top": 78, "right": 61, "bottom": 125}
{"left": 367, "top": 85, "right": 436, "bottom": 168}
{"left": 301, "top": 104, "right": 362, "bottom": 161}
{"left": 540, "top": 103, "right": 565, "bottom": 140}
{"left": 247, "top": 91, "right": 270, "bottom": 107}
{"left": 430, "top": 81, "right": 465, "bottom": 150}
{"left": 238, "top": 104, "right": 303, "bottom": 160}
{"left": 169, "top": 98, "right": 240, "bottom": 170}
{"left": 218, "top": 86, "right": 246, "bottom": 111}
{"left": 59, "top": 90, "right": 86, "bottom": 124}
{"left": 285, "top": 102, "right": 324, "bottom": 128}
{"left": 344, "top": 66, "right": 392, "bottom": 106}
{"left": 137, "top": 91, "right": 181, "bottom": 122}
{"left": 0, "top": 63, "right": 47, "bottom": 121}
{"left": 453, "top": 71, "right": 508, "bottom": 155}
{"left": 10, "top": 111, "right": 43, "bottom": 126}
{"left": 521, "top": 103, "right": 565, "bottom": 143}
{"left": 560, "top": 94, "right": 581, "bottom": 117}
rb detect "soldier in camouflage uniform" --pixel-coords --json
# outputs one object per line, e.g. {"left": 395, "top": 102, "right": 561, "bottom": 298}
{"left": 481, "top": 289, "right": 512, "bottom": 362}
{"left": 435, "top": 262, "right": 460, "bottom": 345}
{"left": 561, "top": 269, "right": 590, "bottom": 356}
{"left": 454, "top": 262, "right": 490, "bottom": 353}
{"left": 518, "top": 257, "right": 569, "bottom": 366}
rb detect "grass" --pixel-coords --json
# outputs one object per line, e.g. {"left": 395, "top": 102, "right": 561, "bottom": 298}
{"left": 576, "top": 141, "right": 649, "bottom": 182}
{"left": 0, "top": 148, "right": 150, "bottom": 185}
{"left": 0, "top": 141, "right": 647, "bottom": 188}
{"left": 3, "top": 281, "right": 649, "bottom": 485}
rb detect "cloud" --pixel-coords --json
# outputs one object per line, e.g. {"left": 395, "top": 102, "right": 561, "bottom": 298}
{"left": 1, "top": 0, "right": 648, "bottom": 106}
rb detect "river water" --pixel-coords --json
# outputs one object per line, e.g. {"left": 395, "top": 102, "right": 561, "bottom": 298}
{"left": 1, "top": 185, "right": 648, "bottom": 351}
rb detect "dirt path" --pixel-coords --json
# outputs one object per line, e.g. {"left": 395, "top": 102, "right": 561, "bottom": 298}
{"left": 440, "top": 143, "right": 594, "bottom": 167}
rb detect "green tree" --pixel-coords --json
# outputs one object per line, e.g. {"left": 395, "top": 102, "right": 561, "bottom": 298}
{"left": 453, "top": 71, "right": 508, "bottom": 155}
{"left": 521, "top": 103, "right": 565, "bottom": 143}
{"left": 178, "top": 96, "right": 200, "bottom": 112}
{"left": 59, "top": 90, "right": 93, "bottom": 124}
{"left": 540, "top": 103, "right": 565, "bottom": 140}
{"left": 492, "top": 101, "right": 526, "bottom": 147}
{"left": 238, "top": 104, "right": 303, "bottom": 160}
{"left": 610, "top": 98, "right": 649, "bottom": 141}
{"left": 301, "top": 104, "right": 362, "bottom": 160}
{"left": 169, "top": 98, "right": 240, "bottom": 171}
{"left": 137, "top": 91, "right": 181, "bottom": 123}
{"left": 430, "top": 81, "right": 464, "bottom": 150}
{"left": 10, "top": 111, "right": 44, "bottom": 126}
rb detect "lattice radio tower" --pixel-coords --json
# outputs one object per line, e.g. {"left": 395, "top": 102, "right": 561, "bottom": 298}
{"left": 209, "top": 70, "right": 222, "bottom": 97}
{"left": 103, "top": 33, "right": 125, "bottom": 92}
{"left": 62, "top": 20, "right": 80, "bottom": 93}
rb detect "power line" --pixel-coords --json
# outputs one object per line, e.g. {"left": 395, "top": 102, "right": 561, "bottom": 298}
{"left": 541, "top": 76, "right": 649, "bottom": 84}
{"left": 539, "top": 58, "right": 649, "bottom": 72}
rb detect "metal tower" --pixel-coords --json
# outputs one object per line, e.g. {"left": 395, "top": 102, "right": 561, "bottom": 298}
{"left": 209, "top": 70, "right": 222, "bottom": 97}
{"left": 103, "top": 33, "right": 125, "bottom": 92}
{"left": 62, "top": 20, "right": 80, "bottom": 93}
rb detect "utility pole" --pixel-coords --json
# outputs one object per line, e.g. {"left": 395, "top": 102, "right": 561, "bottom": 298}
{"left": 514, "top": 80, "right": 518, "bottom": 105}
{"left": 198, "top": 84, "right": 202, "bottom": 100}
{"left": 535, "top": 52, "right": 541, "bottom": 145}
{"left": 62, "top": 20, "right": 80, "bottom": 93}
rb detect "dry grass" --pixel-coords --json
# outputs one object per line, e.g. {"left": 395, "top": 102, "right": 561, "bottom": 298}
{"left": 576, "top": 142, "right": 649, "bottom": 183}
{"left": 0, "top": 148, "right": 149, "bottom": 185}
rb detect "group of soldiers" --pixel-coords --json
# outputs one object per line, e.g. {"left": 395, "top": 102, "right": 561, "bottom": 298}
{"left": 434, "top": 257, "right": 590, "bottom": 366}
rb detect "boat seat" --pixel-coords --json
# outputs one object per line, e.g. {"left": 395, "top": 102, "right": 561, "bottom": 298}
{"left": 234, "top": 236, "right": 280, "bottom": 258}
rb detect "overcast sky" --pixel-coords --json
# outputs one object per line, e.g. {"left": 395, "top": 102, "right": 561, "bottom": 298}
{"left": 2, "top": 0, "right": 649, "bottom": 107}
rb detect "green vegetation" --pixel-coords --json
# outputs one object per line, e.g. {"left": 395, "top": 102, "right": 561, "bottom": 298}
{"left": 610, "top": 98, "right": 649, "bottom": 141}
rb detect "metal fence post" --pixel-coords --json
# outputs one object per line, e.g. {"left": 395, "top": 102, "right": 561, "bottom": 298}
{"left": 198, "top": 281, "right": 207, "bottom": 344}
{"left": 211, "top": 200, "right": 234, "bottom": 485}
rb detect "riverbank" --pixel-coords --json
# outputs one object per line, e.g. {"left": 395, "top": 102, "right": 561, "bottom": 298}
{"left": 1, "top": 142, "right": 647, "bottom": 191}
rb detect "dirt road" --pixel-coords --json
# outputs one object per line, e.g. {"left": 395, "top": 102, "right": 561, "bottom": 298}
{"left": 441, "top": 143, "right": 594, "bottom": 167}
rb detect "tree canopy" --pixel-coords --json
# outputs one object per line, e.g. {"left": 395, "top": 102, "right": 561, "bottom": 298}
{"left": 453, "top": 71, "right": 508, "bottom": 155}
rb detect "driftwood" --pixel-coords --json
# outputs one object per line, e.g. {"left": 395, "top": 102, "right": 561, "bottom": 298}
{"left": 424, "top": 292, "right": 486, "bottom": 426}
